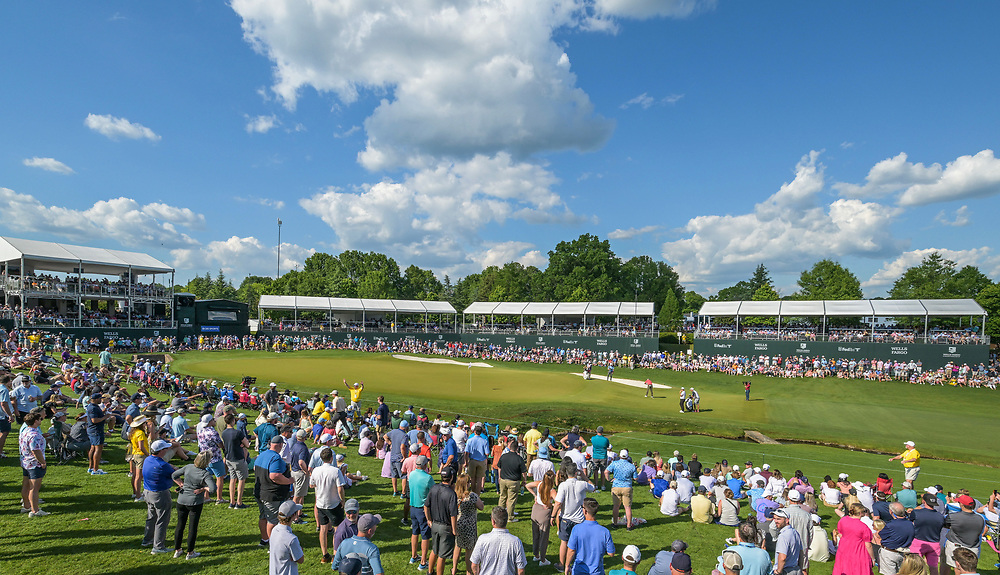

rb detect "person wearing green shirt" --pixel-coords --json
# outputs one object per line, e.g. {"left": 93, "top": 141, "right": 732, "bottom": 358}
{"left": 590, "top": 427, "right": 611, "bottom": 490}
{"left": 609, "top": 545, "right": 642, "bottom": 575}
{"left": 407, "top": 456, "right": 435, "bottom": 570}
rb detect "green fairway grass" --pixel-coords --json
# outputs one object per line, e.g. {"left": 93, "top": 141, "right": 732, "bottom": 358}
{"left": 5, "top": 349, "right": 994, "bottom": 575}
{"left": 172, "top": 349, "right": 1000, "bottom": 466}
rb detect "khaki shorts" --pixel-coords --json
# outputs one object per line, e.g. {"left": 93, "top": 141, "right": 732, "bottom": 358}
{"left": 611, "top": 486, "right": 633, "bottom": 508}
{"left": 467, "top": 458, "right": 487, "bottom": 486}
{"left": 291, "top": 469, "right": 309, "bottom": 499}
{"left": 944, "top": 540, "right": 979, "bottom": 567}
{"left": 226, "top": 459, "right": 249, "bottom": 481}
{"left": 131, "top": 454, "right": 147, "bottom": 468}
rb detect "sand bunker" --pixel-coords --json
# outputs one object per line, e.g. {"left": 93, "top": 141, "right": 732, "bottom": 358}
{"left": 573, "top": 373, "right": 671, "bottom": 390}
{"left": 392, "top": 354, "right": 493, "bottom": 368}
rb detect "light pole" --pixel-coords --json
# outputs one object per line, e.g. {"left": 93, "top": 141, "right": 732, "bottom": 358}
{"left": 277, "top": 218, "right": 282, "bottom": 278}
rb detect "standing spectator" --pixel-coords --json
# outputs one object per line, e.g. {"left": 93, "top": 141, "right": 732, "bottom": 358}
{"left": 385, "top": 420, "right": 409, "bottom": 496}
{"left": 526, "top": 470, "right": 557, "bottom": 566}
{"left": 910, "top": 494, "right": 946, "bottom": 575}
{"left": 408, "top": 456, "right": 435, "bottom": 570}
{"left": 332, "top": 513, "right": 385, "bottom": 575}
{"left": 142, "top": 439, "right": 176, "bottom": 554}
{"left": 312, "top": 447, "right": 346, "bottom": 564}
{"left": 255, "top": 435, "right": 293, "bottom": 547}
{"left": 552, "top": 460, "right": 596, "bottom": 571}
{"left": 876, "top": 502, "right": 915, "bottom": 575}
{"left": 498, "top": 436, "right": 527, "bottom": 521}
{"left": 195, "top": 413, "right": 226, "bottom": 504}
{"left": 523, "top": 422, "right": 542, "bottom": 465}
{"left": 254, "top": 412, "right": 279, "bottom": 452}
{"left": 832, "top": 503, "right": 875, "bottom": 575}
{"left": 128, "top": 415, "right": 153, "bottom": 501}
{"left": 171, "top": 451, "right": 216, "bottom": 559}
{"left": 12, "top": 374, "right": 41, "bottom": 423}
{"left": 221, "top": 413, "right": 250, "bottom": 509}
{"left": 888, "top": 441, "right": 921, "bottom": 483}
{"left": 264, "top": 382, "right": 280, "bottom": 414}
{"left": 270, "top": 501, "right": 306, "bottom": 575}
{"left": 942, "top": 495, "right": 986, "bottom": 575}
{"left": 86, "top": 392, "right": 114, "bottom": 475}
{"left": 536, "top": 428, "right": 555, "bottom": 462}
{"left": 333, "top": 499, "right": 361, "bottom": 553}
{"left": 773, "top": 509, "right": 804, "bottom": 575}
{"left": 426, "top": 467, "right": 459, "bottom": 575}
{"left": 470, "top": 507, "right": 528, "bottom": 575}
{"left": 19, "top": 410, "right": 48, "bottom": 517}
{"left": 565, "top": 498, "right": 615, "bottom": 575}
{"left": 0, "top": 374, "right": 15, "bottom": 457}
{"left": 376, "top": 396, "right": 390, "bottom": 435}
{"left": 605, "top": 449, "right": 637, "bottom": 530}
{"left": 289, "top": 429, "right": 311, "bottom": 506}
{"left": 455, "top": 473, "right": 485, "bottom": 574}
{"left": 465, "top": 424, "right": 490, "bottom": 494}
{"left": 784, "top": 490, "right": 814, "bottom": 572}
{"left": 590, "top": 427, "right": 611, "bottom": 490}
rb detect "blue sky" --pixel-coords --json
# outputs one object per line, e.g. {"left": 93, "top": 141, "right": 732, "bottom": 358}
{"left": 2, "top": 1, "right": 999, "bottom": 297}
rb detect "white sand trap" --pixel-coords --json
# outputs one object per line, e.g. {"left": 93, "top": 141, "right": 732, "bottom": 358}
{"left": 392, "top": 354, "right": 493, "bottom": 368}
{"left": 572, "top": 373, "right": 671, "bottom": 390}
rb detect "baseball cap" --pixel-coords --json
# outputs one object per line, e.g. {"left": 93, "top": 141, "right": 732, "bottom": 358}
{"left": 619, "top": 449, "right": 629, "bottom": 459}
{"left": 332, "top": 390, "right": 338, "bottom": 395}
{"left": 200, "top": 414, "right": 214, "bottom": 424}
{"left": 622, "top": 545, "right": 641, "bottom": 563}
{"left": 680, "top": 470, "right": 690, "bottom": 477}
{"left": 956, "top": 495, "right": 975, "bottom": 507}
{"left": 400, "top": 420, "right": 409, "bottom": 428}
{"left": 671, "top": 552, "right": 692, "bottom": 573}
{"left": 267, "top": 412, "right": 279, "bottom": 420}
{"left": 410, "top": 443, "right": 420, "bottom": 453}
{"left": 456, "top": 419, "right": 465, "bottom": 427}
{"left": 238, "top": 412, "right": 247, "bottom": 419}
{"left": 904, "top": 440, "right": 915, "bottom": 447}
{"left": 671, "top": 540, "right": 688, "bottom": 552}
{"left": 722, "top": 550, "right": 743, "bottom": 572}
{"left": 269, "top": 382, "right": 277, "bottom": 387}
{"left": 269, "top": 435, "right": 285, "bottom": 445}
{"left": 772, "top": 509, "right": 789, "bottom": 519}
{"left": 811, "top": 513, "right": 822, "bottom": 524}
{"left": 416, "top": 455, "right": 428, "bottom": 467}
{"left": 320, "top": 433, "right": 334, "bottom": 443}
{"left": 278, "top": 500, "right": 303, "bottom": 517}
{"left": 902, "top": 481, "right": 912, "bottom": 488}
{"left": 358, "top": 513, "right": 382, "bottom": 531}
{"left": 923, "top": 486, "right": 939, "bottom": 495}
{"left": 151, "top": 439, "right": 171, "bottom": 452}
{"left": 696, "top": 486, "right": 707, "bottom": 494}
{"left": 673, "top": 450, "right": 680, "bottom": 456}
{"left": 336, "top": 453, "right": 345, "bottom": 462}
{"left": 838, "top": 473, "right": 849, "bottom": 480}
{"left": 787, "top": 490, "right": 802, "bottom": 501}
{"left": 596, "top": 425, "right": 603, "bottom": 433}
{"left": 295, "top": 429, "right": 307, "bottom": 439}
{"left": 753, "top": 467, "right": 761, "bottom": 473}
{"left": 344, "top": 499, "right": 360, "bottom": 513}
{"left": 339, "top": 557, "right": 363, "bottom": 575}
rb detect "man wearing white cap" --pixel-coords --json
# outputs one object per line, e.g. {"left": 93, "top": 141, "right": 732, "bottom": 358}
{"left": 611, "top": 546, "right": 642, "bottom": 575}
{"left": 605, "top": 449, "right": 637, "bottom": 530}
{"left": 772, "top": 509, "right": 804, "bottom": 575}
{"left": 888, "top": 441, "right": 920, "bottom": 482}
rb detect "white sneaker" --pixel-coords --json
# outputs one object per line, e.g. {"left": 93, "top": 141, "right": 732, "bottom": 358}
{"left": 539, "top": 559, "right": 551, "bottom": 566}
{"left": 150, "top": 548, "right": 170, "bottom": 555}
{"left": 186, "top": 552, "right": 201, "bottom": 560}
{"left": 20, "top": 507, "right": 30, "bottom": 514}
{"left": 29, "top": 510, "right": 51, "bottom": 517}
{"left": 173, "top": 550, "right": 184, "bottom": 559}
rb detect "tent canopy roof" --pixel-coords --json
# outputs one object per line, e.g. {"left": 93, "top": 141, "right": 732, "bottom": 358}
{"left": 697, "top": 299, "right": 987, "bottom": 318}
{"left": 462, "top": 301, "right": 656, "bottom": 317}
{"left": 0, "top": 236, "right": 173, "bottom": 275}
{"left": 258, "top": 295, "right": 456, "bottom": 314}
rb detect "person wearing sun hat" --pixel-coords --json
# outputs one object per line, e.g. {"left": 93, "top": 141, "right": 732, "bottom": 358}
{"left": 888, "top": 441, "right": 921, "bottom": 482}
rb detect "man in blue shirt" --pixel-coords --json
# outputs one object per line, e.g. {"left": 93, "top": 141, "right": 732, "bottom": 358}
{"left": 590, "top": 427, "right": 610, "bottom": 490}
{"left": 725, "top": 522, "right": 772, "bottom": 575}
{"left": 171, "top": 409, "right": 192, "bottom": 442}
{"left": 332, "top": 513, "right": 385, "bottom": 575}
{"left": 141, "top": 440, "right": 176, "bottom": 554}
{"left": 0, "top": 375, "right": 15, "bottom": 457}
{"left": 772, "top": 510, "right": 803, "bottom": 575}
{"left": 878, "top": 502, "right": 915, "bottom": 575}
{"left": 438, "top": 428, "right": 458, "bottom": 474}
{"left": 605, "top": 449, "right": 637, "bottom": 530}
{"left": 253, "top": 412, "right": 279, "bottom": 451}
{"left": 464, "top": 425, "right": 489, "bottom": 494}
{"left": 566, "top": 498, "right": 615, "bottom": 575}
{"left": 11, "top": 374, "right": 40, "bottom": 423}
{"left": 86, "top": 393, "right": 115, "bottom": 475}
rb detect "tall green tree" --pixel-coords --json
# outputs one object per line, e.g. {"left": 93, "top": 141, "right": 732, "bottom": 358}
{"left": 889, "top": 252, "right": 957, "bottom": 300}
{"left": 683, "top": 291, "right": 707, "bottom": 313}
{"left": 976, "top": 283, "right": 1000, "bottom": 338}
{"left": 712, "top": 263, "right": 772, "bottom": 301}
{"left": 796, "top": 259, "right": 863, "bottom": 300}
{"left": 620, "top": 255, "right": 684, "bottom": 313}
{"left": 658, "top": 289, "right": 682, "bottom": 331}
{"left": 401, "top": 265, "right": 443, "bottom": 300}
{"left": 544, "top": 234, "right": 622, "bottom": 302}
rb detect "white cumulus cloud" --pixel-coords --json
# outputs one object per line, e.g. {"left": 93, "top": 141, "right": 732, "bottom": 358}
{"left": 84, "top": 113, "right": 161, "bottom": 141}
{"left": 245, "top": 114, "right": 279, "bottom": 134}
{"left": 0, "top": 188, "right": 200, "bottom": 249}
{"left": 621, "top": 93, "right": 654, "bottom": 109}
{"left": 661, "top": 151, "right": 906, "bottom": 287}
{"left": 171, "top": 236, "right": 314, "bottom": 279}
{"left": 22, "top": 157, "right": 75, "bottom": 175}
{"left": 935, "top": 205, "right": 971, "bottom": 227}
{"left": 594, "top": 0, "right": 715, "bottom": 19}
{"left": 300, "top": 152, "right": 578, "bottom": 269}
{"left": 609, "top": 225, "right": 659, "bottom": 240}
{"left": 472, "top": 241, "right": 549, "bottom": 270}
{"left": 863, "top": 247, "right": 1000, "bottom": 291}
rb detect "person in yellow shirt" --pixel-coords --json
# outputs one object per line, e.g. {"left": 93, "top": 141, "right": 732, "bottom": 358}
{"left": 346, "top": 379, "right": 364, "bottom": 411}
{"left": 690, "top": 486, "right": 716, "bottom": 524}
{"left": 522, "top": 422, "right": 542, "bottom": 465}
{"left": 128, "top": 415, "right": 152, "bottom": 501}
{"left": 312, "top": 395, "right": 328, "bottom": 417}
{"left": 889, "top": 440, "right": 921, "bottom": 482}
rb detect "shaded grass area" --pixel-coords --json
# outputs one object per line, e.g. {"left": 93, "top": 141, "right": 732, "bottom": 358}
{"left": 173, "top": 349, "right": 1000, "bottom": 465}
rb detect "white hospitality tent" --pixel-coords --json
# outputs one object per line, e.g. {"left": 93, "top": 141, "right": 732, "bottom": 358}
{"left": 462, "top": 301, "right": 656, "bottom": 334}
{"left": 257, "top": 295, "right": 458, "bottom": 331}
{"left": 696, "top": 298, "right": 987, "bottom": 338}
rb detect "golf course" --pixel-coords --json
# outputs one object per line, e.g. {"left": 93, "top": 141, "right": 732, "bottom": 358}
{"left": 4, "top": 348, "right": 998, "bottom": 575}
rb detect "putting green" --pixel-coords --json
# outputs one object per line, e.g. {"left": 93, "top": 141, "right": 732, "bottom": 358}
{"left": 169, "top": 350, "right": 1000, "bottom": 466}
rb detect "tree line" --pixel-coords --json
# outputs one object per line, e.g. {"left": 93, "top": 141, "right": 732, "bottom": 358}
{"left": 177, "top": 235, "right": 1000, "bottom": 336}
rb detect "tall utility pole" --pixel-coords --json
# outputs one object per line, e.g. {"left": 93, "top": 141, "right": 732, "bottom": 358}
{"left": 277, "top": 218, "right": 282, "bottom": 278}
